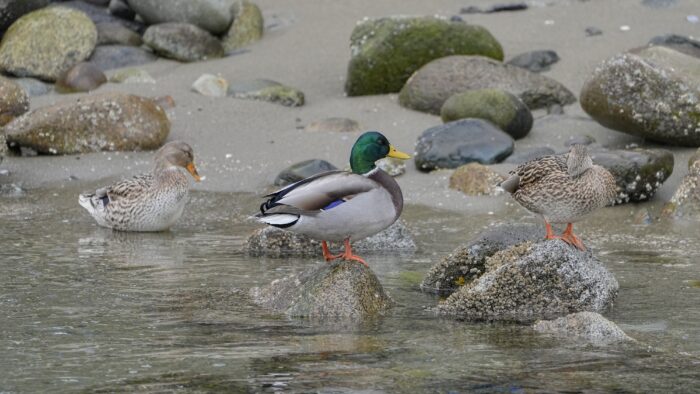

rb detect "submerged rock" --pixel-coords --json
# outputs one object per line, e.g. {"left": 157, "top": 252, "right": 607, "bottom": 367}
{"left": 590, "top": 148, "right": 673, "bottom": 204}
{"left": 440, "top": 89, "right": 533, "bottom": 139}
{"left": 126, "top": 0, "right": 234, "bottom": 35}
{"left": 247, "top": 220, "right": 417, "bottom": 257}
{"left": 0, "top": 76, "right": 29, "bottom": 126}
{"left": 345, "top": 16, "right": 503, "bottom": 96}
{"left": 250, "top": 260, "right": 393, "bottom": 319}
{"left": 506, "top": 50, "right": 560, "bottom": 73}
{"left": 414, "top": 118, "right": 514, "bottom": 172}
{"left": 503, "top": 146, "right": 555, "bottom": 164}
{"left": 421, "top": 223, "right": 544, "bottom": 295}
{"left": 581, "top": 46, "right": 700, "bottom": 146}
{"left": 143, "top": 22, "right": 224, "bottom": 62}
{"left": 662, "top": 153, "right": 700, "bottom": 219}
{"left": 0, "top": 7, "right": 97, "bottom": 81}
{"left": 449, "top": 163, "right": 505, "bottom": 196}
{"left": 400, "top": 55, "right": 576, "bottom": 114}
{"left": 191, "top": 74, "right": 228, "bottom": 97}
{"left": 305, "top": 117, "right": 361, "bottom": 133}
{"left": 89, "top": 45, "right": 158, "bottom": 71}
{"left": 228, "top": 79, "right": 304, "bottom": 107}
{"left": 533, "top": 312, "right": 634, "bottom": 344}
{"left": 55, "top": 62, "right": 107, "bottom": 93}
{"left": 437, "top": 240, "right": 619, "bottom": 322}
{"left": 273, "top": 159, "right": 337, "bottom": 186}
{"left": 4, "top": 92, "right": 170, "bottom": 154}
{"left": 222, "top": 0, "right": 264, "bottom": 52}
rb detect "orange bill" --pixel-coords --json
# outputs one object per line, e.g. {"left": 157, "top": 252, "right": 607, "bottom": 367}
{"left": 186, "top": 162, "right": 201, "bottom": 182}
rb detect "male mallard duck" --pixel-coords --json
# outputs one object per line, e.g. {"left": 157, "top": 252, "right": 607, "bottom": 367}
{"left": 256, "top": 131, "right": 411, "bottom": 266}
{"left": 78, "top": 141, "right": 201, "bottom": 232}
{"left": 501, "top": 144, "right": 618, "bottom": 250}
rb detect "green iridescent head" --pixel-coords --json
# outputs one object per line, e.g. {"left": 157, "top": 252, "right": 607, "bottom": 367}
{"left": 349, "top": 131, "right": 411, "bottom": 174}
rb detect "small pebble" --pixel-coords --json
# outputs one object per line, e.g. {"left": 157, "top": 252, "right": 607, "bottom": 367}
{"left": 620, "top": 25, "right": 631, "bottom": 31}
{"left": 688, "top": 15, "right": 699, "bottom": 23}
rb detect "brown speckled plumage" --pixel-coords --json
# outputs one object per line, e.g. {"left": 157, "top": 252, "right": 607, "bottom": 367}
{"left": 504, "top": 145, "right": 617, "bottom": 224}
{"left": 78, "top": 141, "right": 200, "bottom": 232}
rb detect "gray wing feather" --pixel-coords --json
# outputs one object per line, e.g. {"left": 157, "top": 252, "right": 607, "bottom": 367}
{"left": 273, "top": 172, "right": 379, "bottom": 211}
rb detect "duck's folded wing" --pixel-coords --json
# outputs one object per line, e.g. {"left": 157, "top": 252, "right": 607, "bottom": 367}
{"left": 260, "top": 171, "right": 378, "bottom": 214}
{"left": 103, "top": 174, "right": 154, "bottom": 203}
{"left": 506, "top": 155, "right": 567, "bottom": 191}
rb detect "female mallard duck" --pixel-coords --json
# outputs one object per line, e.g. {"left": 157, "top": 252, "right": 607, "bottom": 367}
{"left": 256, "top": 131, "right": 411, "bottom": 266}
{"left": 78, "top": 141, "right": 201, "bottom": 232}
{"left": 501, "top": 144, "right": 618, "bottom": 250}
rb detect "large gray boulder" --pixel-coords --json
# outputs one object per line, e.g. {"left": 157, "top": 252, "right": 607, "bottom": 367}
{"left": 399, "top": 55, "right": 576, "bottom": 114}
{"left": 250, "top": 260, "right": 393, "bottom": 318}
{"left": 4, "top": 92, "right": 170, "bottom": 154}
{"left": 581, "top": 46, "right": 700, "bottom": 146}
{"left": 248, "top": 220, "right": 417, "bottom": 258}
{"left": 436, "top": 236, "right": 619, "bottom": 322}
{"left": 126, "top": 0, "right": 234, "bottom": 35}
{"left": 143, "top": 22, "right": 223, "bottom": 62}
{"left": 533, "top": 312, "right": 634, "bottom": 344}
{"left": 345, "top": 16, "right": 503, "bottom": 96}
{"left": 0, "top": 7, "right": 97, "bottom": 81}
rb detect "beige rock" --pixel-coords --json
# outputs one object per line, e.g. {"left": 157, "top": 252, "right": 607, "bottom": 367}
{"left": 449, "top": 163, "right": 505, "bottom": 196}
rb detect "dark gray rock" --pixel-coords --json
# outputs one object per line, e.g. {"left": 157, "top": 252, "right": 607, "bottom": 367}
{"left": 648, "top": 34, "right": 700, "bottom": 59}
{"left": 581, "top": 46, "right": 700, "bottom": 146}
{"left": 421, "top": 223, "right": 544, "bottom": 295}
{"left": 0, "top": 0, "right": 50, "bottom": 33}
{"left": 108, "top": 0, "right": 135, "bottom": 20}
{"left": 590, "top": 148, "right": 673, "bottom": 204}
{"left": 250, "top": 260, "right": 393, "bottom": 319}
{"left": 345, "top": 16, "right": 503, "bottom": 96}
{"left": 89, "top": 45, "right": 157, "bottom": 71}
{"left": 399, "top": 55, "right": 576, "bottom": 115}
{"left": 247, "top": 220, "right": 417, "bottom": 258}
{"left": 533, "top": 312, "right": 635, "bottom": 344}
{"left": 228, "top": 79, "right": 305, "bottom": 107}
{"left": 97, "top": 21, "right": 142, "bottom": 46}
{"left": 585, "top": 27, "right": 603, "bottom": 37}
{"left": 506, "top": 50, "right": 560, "bottom": 73}
{"left": 437, "top": 239, "right": 619, "bottom": 322}
{"left": 662, "top": 153, "right": 700, "bottom": 219}
{"left": 440, "top": 89, "right": 533, "bottom": 139}
{"left": 461, "top": 2, "right": 528, "bottom": 13}
{"left": 126, "top": 0, "right": 234, "bottom": 35}
{"left": 273, "top": 159, "right": 338, "bottom": 186}
{"left": 503, "top": 146, "right": 555, "bottom": 164}
{"left": 143, "top": 22, "right": 224, "bottom": 62}
{"left": 50, "top": 0, "right": 143, "bottom": 32}
{"left": 414, "top": 118, "right": 514, "bottom": 172}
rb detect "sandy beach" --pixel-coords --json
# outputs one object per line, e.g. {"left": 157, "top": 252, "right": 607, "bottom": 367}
{"left": 2, "top": 0, "right": 698, "bottom": 211}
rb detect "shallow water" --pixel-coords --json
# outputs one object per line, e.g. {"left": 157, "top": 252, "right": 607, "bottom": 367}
{"left": 1, "top": 185, "right": 699, "bottom": 393}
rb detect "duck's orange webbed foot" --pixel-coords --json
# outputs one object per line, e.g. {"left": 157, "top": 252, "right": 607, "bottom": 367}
{"left": 339, "top": 238, "right": 369, "bottom": 267}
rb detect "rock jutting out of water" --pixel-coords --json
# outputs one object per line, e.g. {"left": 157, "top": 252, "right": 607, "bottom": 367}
{"left": 0, "top": 7, "right": 98, "bottom": 81}
{"left": 222, "top": 0, "right": 264, "bottom": 52}
{"left": 345, "top": 16, "right": 503, "bottom": 96}
{"left": 435, "top": 237, "right": 619, "bottom": 323}
{"left": 506, "top": 50, "right": 560, "bottom": 73}
{"left": 440, "top": 88, "right": 533, "bottom": 139}
{"left": 414, "top": 118, "right": 515, "bottom": 172}
{"left": 449, "top": 163, "right": 505, "bottom": 197}
{"left": 4, "top": 92, "right": 170, "bottom": 154}
{"left": 399, "top": 55, "right": 576, "bottom": 115}
{"left": 55, "top": 62, "right": 107, "bottom": 93}
{"left": 580, "top": 46, "right": 700, "bottom": 146}
{"left": 247, "top": 220, "right": 417, "bottom": 258}
{"left": 250, "top": 260, "right": 393, "bottom": 319}
{"left": 228, "top": 79, "right": 305, "bottom": 107}
{"left": 143, "top": 22, "right": 224, "bottom": 62}
{"left": 533, "top": 312, "right": 635, "bottom": 344}
{"left": 273, "top": 159, "right": 338, "bottom": 186}
{"left": 0, "top": 76, "right": 29, "bottom": 126}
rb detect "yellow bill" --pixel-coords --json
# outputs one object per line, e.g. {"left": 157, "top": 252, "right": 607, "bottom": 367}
{"left": 186, "top": 162, "right": 201, "bottom": 182}
{"left": 387, "top": 145, "right": 411, "bottom": 160}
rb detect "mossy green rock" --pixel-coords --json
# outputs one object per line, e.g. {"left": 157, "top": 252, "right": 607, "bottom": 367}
{"left": 0, "top": 7, "right": 97, "bottom": 81}
{"left": 222, "top": 0, "right": 264, "bottom": 52}
{"left": 441, "top": 89, "right": 533, "bottom": 139}
{"left": 228, "top": 79, "right": 304, "bottom": 107}
{"left": 345, "top": 16, "right": 503, "bottom": 96}
{"left": 581, "top": 46, "right": 700, "bottom": 146}
{"left": 0, "top": 76, "right": 29, "bottom": 126}
{"left": 4, "top": 92, "right": 170, "bottom": 154}
{"left": 250, "top": 260, "right": 393, "bottom": 319}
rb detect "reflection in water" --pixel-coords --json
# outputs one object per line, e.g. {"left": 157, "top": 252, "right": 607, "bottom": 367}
{"left": 0, "top": 186, "right": 699, "bottom": 392}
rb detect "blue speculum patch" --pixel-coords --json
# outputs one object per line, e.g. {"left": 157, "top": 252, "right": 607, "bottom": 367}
{"left": 322, "top": 199, "right": 345, "bottom": 210}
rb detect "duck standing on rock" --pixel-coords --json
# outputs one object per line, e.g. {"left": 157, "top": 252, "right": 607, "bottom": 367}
{"left": 79, "top": 141, "right": 201, "bottom": 232}
{"left": 501, "top": 144, "right": 618, "bottom": 250}
{"left": 256, "top": 131, "right": 411, "bottom": 266}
